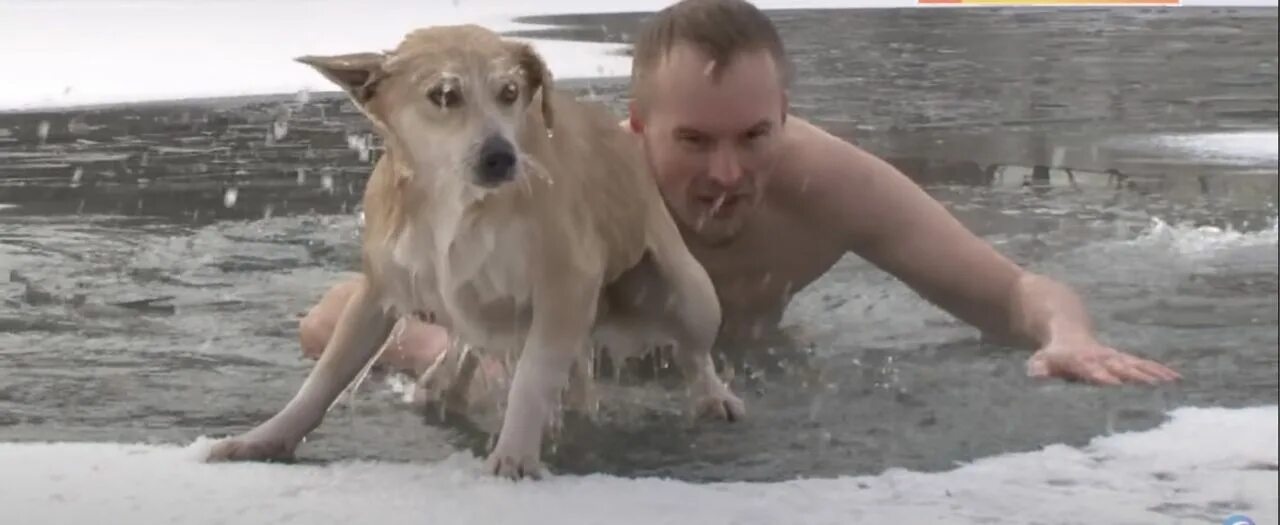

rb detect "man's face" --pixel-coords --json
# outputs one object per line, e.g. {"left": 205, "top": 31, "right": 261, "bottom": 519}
{"left": 632, "top": 44, "right": 787, "bottom": 245}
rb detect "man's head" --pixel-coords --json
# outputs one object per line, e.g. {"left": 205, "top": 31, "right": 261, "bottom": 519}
{"left": 628, "top": 0, "right": 791, "bottom": 245}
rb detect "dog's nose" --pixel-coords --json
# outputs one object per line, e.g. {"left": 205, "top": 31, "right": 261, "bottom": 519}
{"left": 475, "top": 135, "right": 517, "bottom": 187}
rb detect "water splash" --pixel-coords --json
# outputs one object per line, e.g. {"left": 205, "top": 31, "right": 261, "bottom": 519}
{"left": 1128, "top": 215, "right": 1278, "bottom": 258}
{"left": 272, "top": 118, "right": 289, "bottom": 142}
{"left": 346, "top": 133, "right": 372, "bottom": 163}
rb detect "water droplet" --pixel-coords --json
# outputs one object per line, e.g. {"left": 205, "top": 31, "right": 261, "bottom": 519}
{"left": 346, "top": 133, "right": 372, "bottom": 162}
{"left": 272, "top": 119, "right": 289, "bottom": 141}
{"left": 223, "top": 187, "right": 239, "bottom": 208}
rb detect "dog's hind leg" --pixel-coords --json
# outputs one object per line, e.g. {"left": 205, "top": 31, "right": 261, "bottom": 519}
{"left": 605, "top": 248, "right": 745, "bottom": 422}
{"left": 206, "top": 278, "right": 396, "bottom": 462}
{"left": 653, "top": 246, "right": 745, "bottom": 422}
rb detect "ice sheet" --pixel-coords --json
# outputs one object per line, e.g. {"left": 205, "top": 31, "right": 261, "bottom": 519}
{"left": 1, "top": 405, "right": 1274, "bottom": 525}
{"left": 3, "top": 0, "right": 1276, "bottom": 110}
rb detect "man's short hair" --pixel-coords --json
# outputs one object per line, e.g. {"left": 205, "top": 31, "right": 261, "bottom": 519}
{"left": 630, "top": 0, "right": 791, "bottom": 104}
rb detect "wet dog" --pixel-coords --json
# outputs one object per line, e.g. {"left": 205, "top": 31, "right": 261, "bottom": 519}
{"left": 204, "top": 25, "right": 744, "bottom": 479}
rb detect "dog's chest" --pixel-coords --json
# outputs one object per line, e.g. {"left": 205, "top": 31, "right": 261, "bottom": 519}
{"left": 384, "top": 218, "right": 534, "bottom": 348}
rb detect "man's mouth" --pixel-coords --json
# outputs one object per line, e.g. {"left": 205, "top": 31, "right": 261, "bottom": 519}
{"left": 698, "top": 194, "right": 745, "bottom": 217}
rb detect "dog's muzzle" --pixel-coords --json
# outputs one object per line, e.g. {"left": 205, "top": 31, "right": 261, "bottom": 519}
{"left": 474, "top": 135, "right": 517, "bottom": 188}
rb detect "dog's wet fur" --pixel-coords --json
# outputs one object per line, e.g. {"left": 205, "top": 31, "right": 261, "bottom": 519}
{"left": 205, "top": 25, "right": 745, "bottom": 479}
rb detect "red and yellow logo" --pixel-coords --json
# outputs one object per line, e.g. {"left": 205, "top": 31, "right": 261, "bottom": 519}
{"left": 918, "top": 0, "right": 1180, "bottom": 4}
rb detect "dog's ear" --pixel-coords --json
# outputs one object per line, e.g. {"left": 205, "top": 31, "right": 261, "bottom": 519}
{"left": 295, "top": 53, "right": 387, "bottom": 108}
{"left": 507, "top": 42, "right": 555, "bottom": 132}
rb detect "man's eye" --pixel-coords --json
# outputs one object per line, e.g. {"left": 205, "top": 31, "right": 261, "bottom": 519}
{"left": 679, "top": 134, "right": 709, "bottom": 146}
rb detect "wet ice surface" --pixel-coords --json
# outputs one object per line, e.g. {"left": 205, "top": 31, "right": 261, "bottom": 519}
{"left": 0, "top": 5, "right": 1276, "bottom": 490}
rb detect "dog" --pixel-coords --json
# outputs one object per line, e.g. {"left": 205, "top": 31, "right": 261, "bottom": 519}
{"left": 205, "top": 24, "right": 745, "bottom": 479}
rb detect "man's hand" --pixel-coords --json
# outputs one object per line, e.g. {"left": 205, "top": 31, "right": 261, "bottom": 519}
{"left": 1026, "top": 339, "right": 1181, "bottom": 385}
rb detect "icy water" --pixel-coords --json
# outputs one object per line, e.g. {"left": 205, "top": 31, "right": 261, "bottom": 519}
{"left": 0, "top": 6, "right": 1276, "bottom": 484}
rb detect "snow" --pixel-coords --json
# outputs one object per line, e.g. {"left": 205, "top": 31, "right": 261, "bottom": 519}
{"left": 0, "top": 405, "right": 1273, "bottom": 525}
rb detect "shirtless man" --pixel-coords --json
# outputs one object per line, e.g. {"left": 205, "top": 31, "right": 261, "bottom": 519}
{"left": 299, "top": 0, "right": 1180, "bottom": 389}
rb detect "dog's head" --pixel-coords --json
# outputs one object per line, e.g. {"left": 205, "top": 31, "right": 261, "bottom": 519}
{"left": 297, "top": 25, "right": 554, "bottom": 198}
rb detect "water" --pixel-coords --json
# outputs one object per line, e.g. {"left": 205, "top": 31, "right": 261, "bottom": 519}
{"left": 0, "top": 6, "right": 1276, "bottom": 489}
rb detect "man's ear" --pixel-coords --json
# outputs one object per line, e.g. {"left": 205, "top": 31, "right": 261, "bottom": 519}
{"left": 506, "top": 41, "right": 555, "bottom": 132}
{"left": 780, "top": 90, "right": 789, "bottom": 125}
{"left": 627, "top": 100, "right": 645, "bottom": 133}
{"left": 295, "top": 53, "right": 387, "bottom": 109}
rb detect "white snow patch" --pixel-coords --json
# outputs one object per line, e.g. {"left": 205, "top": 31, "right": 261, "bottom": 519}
{"left": 0, "top": 405, "right": 1274, "bottom": 525}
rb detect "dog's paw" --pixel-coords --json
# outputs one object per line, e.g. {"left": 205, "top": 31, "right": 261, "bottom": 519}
{"left": 204, "top": 434, "right": 297, "bottom": 463}
{"left": 484, "top": 448, "right": 548, "bottom": 480}
{"left": 694, "top": 385, "right": 746, "bottom": 422}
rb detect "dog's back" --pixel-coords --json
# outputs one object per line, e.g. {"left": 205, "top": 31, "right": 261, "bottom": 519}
{"left": 516, "top": 90, "right": 663, "bottom": 286}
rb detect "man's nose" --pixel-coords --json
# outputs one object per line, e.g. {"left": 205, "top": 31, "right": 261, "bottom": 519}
{"left": 707, "top": 144, "right": 743, "bottom": 187}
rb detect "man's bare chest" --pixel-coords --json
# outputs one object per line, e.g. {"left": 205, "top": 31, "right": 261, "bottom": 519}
{"left": 691, "top": 218, "right": 844, "bottom": 315}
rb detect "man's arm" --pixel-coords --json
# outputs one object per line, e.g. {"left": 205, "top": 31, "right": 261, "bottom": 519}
{"left": 791, "top": 123, "right": 1179, "bottom": 385}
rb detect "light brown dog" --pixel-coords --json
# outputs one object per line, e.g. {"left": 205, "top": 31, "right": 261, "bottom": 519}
{"left": 204, "top": 25, "right": 745, "bottom": 479}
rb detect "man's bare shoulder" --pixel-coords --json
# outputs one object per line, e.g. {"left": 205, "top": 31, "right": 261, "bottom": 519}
{"left": 771, "top": 116, "right": 931, "bottom": 249}
{"left": 776, "top": 117, "right": 878, "bottom": 185}
{"left": 772, "top": 118, "right": 879, "bottom": 206}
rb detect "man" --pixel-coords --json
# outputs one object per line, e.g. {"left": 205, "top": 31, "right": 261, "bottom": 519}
{"left": 300, "top": 0, "right": 1180, "bottom": 387}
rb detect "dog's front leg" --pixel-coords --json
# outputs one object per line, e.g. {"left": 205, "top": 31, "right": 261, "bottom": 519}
{"left": 484, "top": 277, "right": 598, "bottom": 479}
{"left": 206, "top": 279, "right": 395, "bottom": 462}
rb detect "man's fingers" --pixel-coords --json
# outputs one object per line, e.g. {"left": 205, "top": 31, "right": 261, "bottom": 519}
{"left": 1107, "top": 356, "right": 1162, "bottom": 385}
{"left": 1026, "top": 348, "right": 1181, "bottom": 386}
{"left": 1138, "top": 359, "right": 1182, "bottom": 382}
{"left": 1085, "top": 361, "right": 1124, "bottom": 386}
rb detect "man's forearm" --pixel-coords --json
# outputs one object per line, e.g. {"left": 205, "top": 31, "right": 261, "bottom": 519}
{"left": 1006, "top": 272, "right": 1098, "bottom": 349}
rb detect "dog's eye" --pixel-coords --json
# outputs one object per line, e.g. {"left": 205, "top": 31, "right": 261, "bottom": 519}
{"left": 428, "top": 85, "right": 462, "bottom": 108}
{"left": 497, "top": 82, "right": 519, "bottom": 105}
